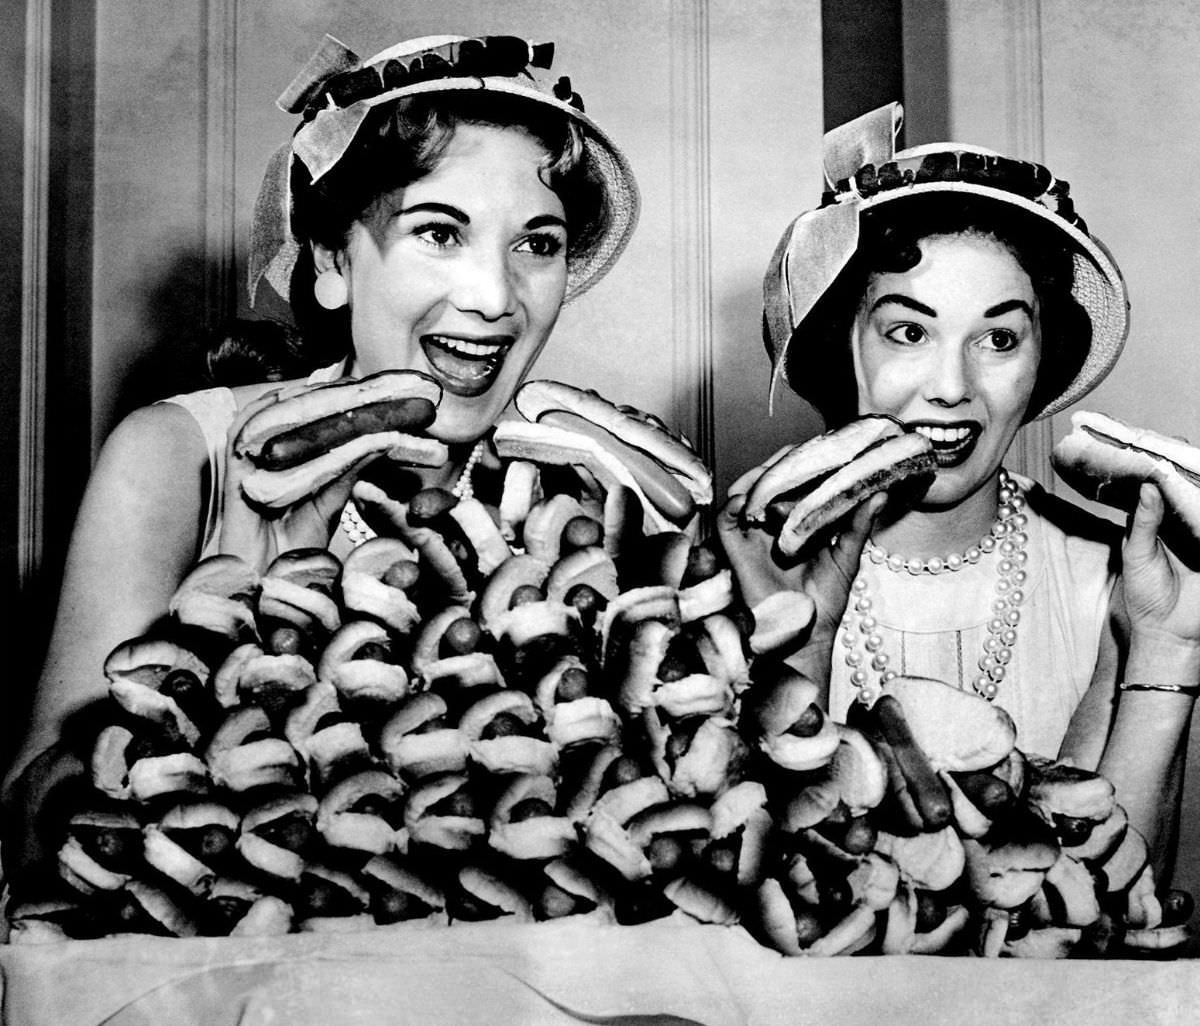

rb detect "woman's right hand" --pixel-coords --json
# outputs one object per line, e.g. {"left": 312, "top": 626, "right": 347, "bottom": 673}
{"left": 716, "top": 450, "right": 885, "bottom": 665}
{"left": 216, "top": 384, "right": 373, "bottom": 571}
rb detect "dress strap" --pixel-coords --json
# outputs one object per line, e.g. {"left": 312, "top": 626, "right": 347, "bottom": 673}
{"left": 156, "top": 387, "right": 238, "bottom": 558}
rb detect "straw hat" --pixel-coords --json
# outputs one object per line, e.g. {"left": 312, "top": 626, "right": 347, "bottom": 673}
{"left": 764, "top": 103, "right": 1129, "bottom": 420}
{"left": 249, "top": 34, "right": 640, "bottom": 308}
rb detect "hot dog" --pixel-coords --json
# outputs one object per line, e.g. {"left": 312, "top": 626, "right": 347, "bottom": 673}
{"left": 779, "top": 434, "right": 936, "bottom": 557}
{"left": 401, "top": 773, "right": 485, "bottom": 852}
{"left": 1052, "top": 410, "right": 1200, "bottom": 538}
{"left": 235, "top": 371, "right": 449, "bottom": 508}
{"left": 258, "top": 548, "right": 344, "bottom": 645}
{"left": 360, "top": 855, "right": 447, "bottom": 926}
{"left": 379, "top": 692, "right": 471, "bottom": 779}
{"left": 881, "top": 675, "right": 1018, "bottom": 773}
{"left": 513, "top": 379, "right": 712, "bottom": 506}
{"left": 487, "top": 773, "right": 577, "bottom": 861}
{"left": 705, "top": 780, "right": 773, "bottom": 888}
{"left": 740, "top": 416, "right": 936, "bottom": 557}
{"left": 742, "top": 415, "right": 907, "bottom": 523}
{"left": 236, "top": 792, "right": 318, "bottom": 881}
{"left": 202, "top": 878, "right": 294, "bottom": 936}
{"left": 339, "top": 537, "right": 423, "bottom": 635}
{"left": 168, "top": 554, "right": 260, "bottom": 644}
{"left": 315, "top": 768, "right": 406, "bottom": 855}
{"left": 745, "top": 666, "right": 841, "bottom": 772}
{"left": 317, "top": 620, "right": 412, "bottom": 711}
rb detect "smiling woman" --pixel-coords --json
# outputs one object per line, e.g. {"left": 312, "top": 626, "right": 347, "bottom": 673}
{"left": 0, "top": 32, "right": 651, "bottom": 878}
{"left": 720, "top": 102, "right": 1200, "bottom": 877}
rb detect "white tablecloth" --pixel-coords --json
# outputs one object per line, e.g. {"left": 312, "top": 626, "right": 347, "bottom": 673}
{"left": 2, "top": 922, "right": 1198, "bottom": 1025}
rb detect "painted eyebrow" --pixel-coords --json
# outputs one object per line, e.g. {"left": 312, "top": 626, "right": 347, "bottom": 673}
{"left": 397, "top": 202, "right": 470, "bottom": 223}
{"left": 396, "top": 204, "right": 567, "bottom": 234}
{"left": 870, "top": 294, "right": 937, "bottom": 317}
{"left": 526, "top": 214, "right": 568, "bottom": 231}
{"left": 869, "top": 295, "right": 1035, "bottom": 319}
{"left": 983, "top": 299, "right": 1035, "bottom": 319}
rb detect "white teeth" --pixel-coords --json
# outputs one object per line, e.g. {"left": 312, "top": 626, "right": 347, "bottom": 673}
{"left": 430, "top": 336, "right": 506, "bottom": 358}
{"left": 914, "top": 425, "right": 972, "bottom": 444}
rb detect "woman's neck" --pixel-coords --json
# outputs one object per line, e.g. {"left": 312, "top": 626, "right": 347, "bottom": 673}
{"left": 414, "top": 439, "right": 484, "bottom": 494}
{"left": 871, "top": 471, "right": 1003, "bottom": 560}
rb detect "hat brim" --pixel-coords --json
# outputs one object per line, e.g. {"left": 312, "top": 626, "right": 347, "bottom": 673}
{"left": 771, "top": 179, "right": 1129, "bottom": 421}
{"left": 346, "top": 76, "right": 640, "bottom": 303}
{"left": 251, "top": 35, "right": 639, "bottom": 309}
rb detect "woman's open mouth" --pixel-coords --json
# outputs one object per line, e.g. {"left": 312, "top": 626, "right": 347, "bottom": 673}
{"left": 910, "top": 421, "right": 981, "bottom": 468}
{"left": 420, "top": 334, "right": 514, "bottom": 398}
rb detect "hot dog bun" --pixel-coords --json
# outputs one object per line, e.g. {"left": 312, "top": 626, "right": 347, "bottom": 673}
{"left": 777, "top": 432, "right": 936, "bottom": 557}
{"left": 742, "top": 415, "right": 905, "bottom": 522}
{"left": 514, "top": 380, "right": 712, "bottom": 506}
{"left": 236, "top": 371, "right": 442, "bottom": 466}
{"left": 1052, "top": 410, "right": 1200, "bottom": 538}
{"left": 236, "top": 372, "right": 448, "bottom": 508}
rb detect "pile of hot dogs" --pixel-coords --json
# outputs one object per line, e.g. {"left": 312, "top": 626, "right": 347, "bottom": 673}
{"left": 6, "top": 383, "right": 1194, "bottom": 957}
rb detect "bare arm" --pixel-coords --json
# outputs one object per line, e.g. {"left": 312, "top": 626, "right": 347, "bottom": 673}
{"left": 1062, "top": 484, "right": 1200, "bottom": 879}
{"left": 2, "top": 403, "right": 209, "bottom": 879}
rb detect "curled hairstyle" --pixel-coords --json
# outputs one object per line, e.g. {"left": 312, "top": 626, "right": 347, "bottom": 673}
{"left": 210, "top": 92, "right": 608, "bottom": 384}
{"left": 783, "top": 193, "right": 1092, "bottom": 427}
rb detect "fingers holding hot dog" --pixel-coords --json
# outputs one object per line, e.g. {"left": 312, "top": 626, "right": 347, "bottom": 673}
{"left": 233, "top": 371, "right": 449, "bottom": 511}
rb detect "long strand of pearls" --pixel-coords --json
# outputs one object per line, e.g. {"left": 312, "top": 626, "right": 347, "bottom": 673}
{"left": 338, "top": 438, "right": 487, "bottom": 547}
{"left": 838, "top": 469, "right": 1029, "bottom": 704}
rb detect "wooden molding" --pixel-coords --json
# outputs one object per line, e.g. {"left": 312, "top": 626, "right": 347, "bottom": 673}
{"left": 1003, "top": 0, "right": 1058, "bottom": 490}
{"left": 203, "top": 0, "right": 239, "bottom": 330}
{"left": 668, "top": 0, "right": 716, "bottom": 479}
{"left": 19, "top": 0, "right": 51, "bottom": 588}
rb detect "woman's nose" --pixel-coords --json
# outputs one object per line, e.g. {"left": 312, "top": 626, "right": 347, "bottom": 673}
{"left": 925, "top": 345, "right": 971, "bottom": 407}
{"left": 453, "top": 246, "right": 517, "bottom": 321}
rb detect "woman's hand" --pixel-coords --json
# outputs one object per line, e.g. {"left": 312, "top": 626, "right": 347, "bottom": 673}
{"left": 217, "top": 384, "right": 373, "bottom": 571}
{"left": 1119, "top": 482, "right": 1200, "bottom": 679}
{"left": 717, "top": 450, "right": 884, "bottom": 670}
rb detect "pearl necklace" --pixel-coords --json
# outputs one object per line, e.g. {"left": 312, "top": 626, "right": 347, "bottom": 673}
{"left": 838, "top": 470, "right": 1029, "bottom": 704}
{"left": 338, "top": 438, "right": 487, "bottom": 547}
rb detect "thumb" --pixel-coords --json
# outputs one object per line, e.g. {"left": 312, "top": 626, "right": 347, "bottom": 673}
{"left": 1124, "top": 482, "right": 1165, "bottom": 565}
{"left": 717, "top": 491, "right": 748, "bottom": 534}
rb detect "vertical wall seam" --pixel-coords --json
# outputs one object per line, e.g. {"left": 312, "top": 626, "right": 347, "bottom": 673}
{"left": 19, "top": 0, "right": 51, "bottom": 587}
{"left": 669, "top": 0, "right": 716, "bottom": 488}
{"left": 1006, "top": 0, "right": 1056, "bottom": 489}
{"left": 202, "top": 0, "right": 239, "bottom": 333}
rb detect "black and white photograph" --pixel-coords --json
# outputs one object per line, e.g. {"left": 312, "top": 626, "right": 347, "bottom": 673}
{"left": 3, "top": 1, "right": 1200, "bottom": 1022}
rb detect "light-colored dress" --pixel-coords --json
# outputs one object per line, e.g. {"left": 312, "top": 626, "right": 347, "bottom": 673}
{"left": 827, "top": 474, "right": 1120, "bottom": 759}
{"left": 156, "top": 364, "right": 345, "bottom": 559}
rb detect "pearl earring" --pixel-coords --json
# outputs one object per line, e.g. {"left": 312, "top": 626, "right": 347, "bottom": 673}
{"left": 314, "top": 269, "right": 348, "bottom": 310}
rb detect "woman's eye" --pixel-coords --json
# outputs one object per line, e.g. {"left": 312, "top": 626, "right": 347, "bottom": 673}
{"left": 414, "top": 223, "right": 460, "bottom": 248}
{"left": 883, "top": 323, "right": 927, "bottom": 345}
{"left": 984, "top": 328, "right": 1020, "bottom": 352}
{"left": 516, "top": 232, "right": 566, "bottom": 258}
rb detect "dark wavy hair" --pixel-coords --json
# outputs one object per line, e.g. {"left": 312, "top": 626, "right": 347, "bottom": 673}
{"left": 780, "top": 193, "right": 1092, "bottom": 427}
{"left": 209, "top": 91, "right": 609, "bottom": 385}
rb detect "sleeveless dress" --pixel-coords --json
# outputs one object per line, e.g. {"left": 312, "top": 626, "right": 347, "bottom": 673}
{"left": 156, "top": 364, "right": 345, "bottom": 559}
{"left": 827, "top": 474, "right": 1121, "bottom": 759}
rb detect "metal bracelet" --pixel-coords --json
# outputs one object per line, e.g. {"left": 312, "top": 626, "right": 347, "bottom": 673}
{"left": 1118, "top": 681, "right": 1200, "bottom": 698}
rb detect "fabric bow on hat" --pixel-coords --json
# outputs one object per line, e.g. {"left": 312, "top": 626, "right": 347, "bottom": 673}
{"left": 762, "top": 102, "right": 1129, "bottom": 420}
{"left": 764, "top": 103, "right": 903, "bottom": 407}
{"left": 247, "top": 32, "right": 627, "bottom": 311}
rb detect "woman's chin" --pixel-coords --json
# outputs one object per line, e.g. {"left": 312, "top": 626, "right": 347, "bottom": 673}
{"left": 430, "top": 398, "right": 503, "bottom": 448}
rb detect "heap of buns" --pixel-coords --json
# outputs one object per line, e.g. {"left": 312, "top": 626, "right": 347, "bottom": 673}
{"left": 6, "top": 393, "right": 1193, "bottom": 958}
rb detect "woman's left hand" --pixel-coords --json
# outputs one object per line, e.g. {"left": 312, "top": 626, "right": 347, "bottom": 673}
{"left": 1119, "top": 482, "right": 1200, "bottom": 675}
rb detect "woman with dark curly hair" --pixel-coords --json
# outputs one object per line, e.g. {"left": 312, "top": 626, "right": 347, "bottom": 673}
{"left": 3, "top": 33, "right": 645, "bottom": 874}
{"left": 720, "top": 104, "right": 1200, "bottom": 874}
